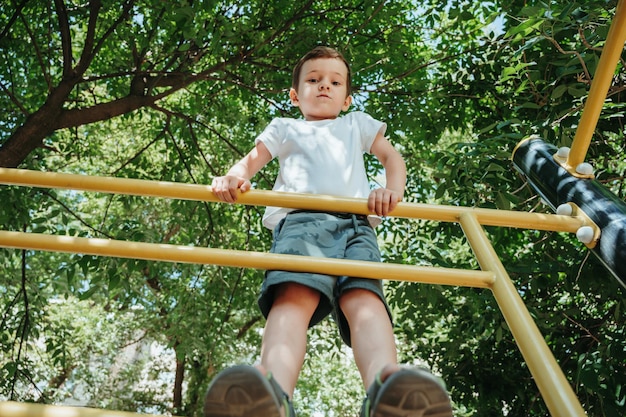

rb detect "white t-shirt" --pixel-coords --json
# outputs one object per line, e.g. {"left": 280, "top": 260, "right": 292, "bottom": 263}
{"left": 256, "top": 111, "right": 386, "bottom": 229}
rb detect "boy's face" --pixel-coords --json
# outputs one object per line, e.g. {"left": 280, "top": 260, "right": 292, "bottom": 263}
{"left": 289, "top": 57, "right": 352, "bottom": 121}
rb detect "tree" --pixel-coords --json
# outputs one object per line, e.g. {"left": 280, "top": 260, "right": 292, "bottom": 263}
{"left": 1, "top": 1, "right": 624, "bottom": 416}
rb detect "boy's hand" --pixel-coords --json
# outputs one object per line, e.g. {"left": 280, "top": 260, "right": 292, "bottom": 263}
{"left": 211, "top": 175, "right": 252, "bottom": 203}
{"left": 368, "top": 188, "right": 403, "bottom": 217}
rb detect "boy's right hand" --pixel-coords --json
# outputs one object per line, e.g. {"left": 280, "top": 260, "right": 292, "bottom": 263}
{"left": 211, "top": 175, "right": 252, "bottom": 203}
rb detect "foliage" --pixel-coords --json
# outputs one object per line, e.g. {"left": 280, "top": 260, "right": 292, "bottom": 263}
{"left": 1, "top": 0, "right": 625, "bottom": 416}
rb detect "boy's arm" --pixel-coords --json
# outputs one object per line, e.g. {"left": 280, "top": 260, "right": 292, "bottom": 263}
{"left": 211, "top": 141, "right": 273, "bottom": 203}
{"left": 368, "top": 133, "right": 407, "bottom": 216}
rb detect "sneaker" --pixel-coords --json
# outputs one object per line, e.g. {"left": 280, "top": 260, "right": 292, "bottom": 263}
{"left": 204, "top": 365, "right": 295, "bottom": 417}
{"left": 360, "top": 367, "right": 453, "bottom": 417}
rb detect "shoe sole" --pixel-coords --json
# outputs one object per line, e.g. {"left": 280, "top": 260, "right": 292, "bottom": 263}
{"left": 204, "top": 365, "right": 282, "bottom": 417}
{"left": 371, "top": 369, "right": 453, "bottom": 417}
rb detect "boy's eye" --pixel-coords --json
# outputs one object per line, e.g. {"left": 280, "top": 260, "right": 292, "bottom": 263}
{"left": 305, "top": 78, "right": 343, "bottom": 86}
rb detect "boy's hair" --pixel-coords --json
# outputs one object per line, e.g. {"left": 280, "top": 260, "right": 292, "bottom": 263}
{"left": 292, "top": 46, "right": 352, "bottom": 96}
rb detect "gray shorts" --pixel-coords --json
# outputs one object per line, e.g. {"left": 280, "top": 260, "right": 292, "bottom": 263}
{"left": 257, "top": 210, "right": 393, "bottom": 347}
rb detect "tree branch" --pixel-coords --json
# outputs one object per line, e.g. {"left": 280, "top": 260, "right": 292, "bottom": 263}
{"left": 74, "top": 1, "right": 134, "bottom": 77}
{"left": 11, "top": 245, "right": 30, "bottom": 400}
{"left": 53, "top": 0, "right": 73, "bottom": 77}
{"left": 18, "top": 8, "right": 52, "bottom": 91}
{"left": 0, "top": 80, "right": 28, "bottom": 116}
{"left": 42, "top": 189, "right": 114, "bottom": 239}
{"left": 0, "top": 0, "right": 29, "bottom": 40}
{"left": 55, "top": 94, "right": 158, "bottom": 129}
{"left": 543, "top": 32, "right": 591, "bottom": 81}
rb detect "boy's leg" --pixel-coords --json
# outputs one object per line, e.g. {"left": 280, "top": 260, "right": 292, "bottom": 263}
{"left": 338, "top": 288, "right": 397, "bottom": 390}
{"left": 340, "top": 288, "right": 453, "bottom": 417}
{"left": 204, "top": 282, "right": 317, "bottom": 417}
{"left": 260, "top": 282, "right": 321, "bottom": 397}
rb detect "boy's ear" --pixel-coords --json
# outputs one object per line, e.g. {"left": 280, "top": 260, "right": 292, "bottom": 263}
{"left": 342, "top": 95, "right": 352, "bottom": 112}
{"left": 289, "top": 88, "right": 300, "bottom": 107}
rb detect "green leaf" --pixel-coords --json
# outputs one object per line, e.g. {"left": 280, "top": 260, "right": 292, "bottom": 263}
{"left": 568, "top": 86, "right": 587, "bottom": 97}
{"left": 505, "top": 18, "right": 544, "bottom": 39}
{"left": 78, "top": 285, "right": 99, "bottom": 301}
{"left": 551, "top": 84, "right": 568, "bottom": 99}
{"left": 495, "top": 191, "right": 511, "bottom": 210}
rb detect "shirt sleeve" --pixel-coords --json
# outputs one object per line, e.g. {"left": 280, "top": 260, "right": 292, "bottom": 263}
{"left": 255, "top": 118, "right": 284, "bottom": 158}
{"left": 350, "top": 111, "right": 387, "bottom": 154}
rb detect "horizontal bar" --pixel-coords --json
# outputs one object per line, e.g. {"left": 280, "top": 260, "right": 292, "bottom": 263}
{"left": 0, "top": 401, "right": 166, "bottom": 417}
{"left": 0, "top": 231, "right": 496, "bottom": 288}
{"left": 0, "top": 168, "right": 584, "bottom": 232}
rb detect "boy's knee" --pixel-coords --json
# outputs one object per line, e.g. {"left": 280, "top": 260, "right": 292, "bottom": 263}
{"left": 339, "top": 288, "right": 382, "bottom": 314}
{"left": 273, "top": 282, "right": 321, "bottom": 310}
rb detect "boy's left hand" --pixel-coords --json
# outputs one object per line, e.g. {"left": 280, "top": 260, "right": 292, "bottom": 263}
{"left": 368, "top": 188, "right": 403, "bottom": 217}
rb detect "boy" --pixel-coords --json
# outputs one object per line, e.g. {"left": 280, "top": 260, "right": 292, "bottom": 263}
{"left": 205, "top": 46, "right": 452, "bottom": 417}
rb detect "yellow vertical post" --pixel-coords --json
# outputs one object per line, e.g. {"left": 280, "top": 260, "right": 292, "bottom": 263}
{"left": 458, "top": 212, "right": 586, "bottom": 417}
{"left": 566, "top": 0, "right": 626, "bottom": 170}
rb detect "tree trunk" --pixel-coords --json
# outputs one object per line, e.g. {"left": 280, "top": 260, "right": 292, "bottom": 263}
{"left": 0, "top": 79, "right": 74, "bottom": 167}
{"left": 173, "top": 350, "right": 185, "bottom": 413}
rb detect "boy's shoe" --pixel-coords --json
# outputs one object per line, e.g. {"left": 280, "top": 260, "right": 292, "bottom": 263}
{"left": 360, "top": 367, "right": 453, "bottom": 417}
{"left": 204, "top": 365, "right": 296, "bottom": 417}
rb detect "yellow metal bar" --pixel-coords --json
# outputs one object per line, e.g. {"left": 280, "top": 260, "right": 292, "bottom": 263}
{"left": 459, "top": 212, "right": 586, "bottom": 417}
{"left": 0, "top": 230, "right": 495, "bottom": 288}
{"left": 0, "top": 401, "right": 167, "bottom": 417}
{"left": 391, "top": 204, "right": 584, "bottom": 233}
{"left": 566, "top": 0, "right": 626, "bottom": 170}
{"left": 0, "top": 168, "right": 593, "bottom": 415}
{"left": 0, "top": 168, "right": 585, "bottom": 233}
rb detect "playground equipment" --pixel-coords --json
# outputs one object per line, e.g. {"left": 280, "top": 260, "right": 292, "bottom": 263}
{"left": 0, "top": 169, "right": 591, "bottom": 417}
{"left": 513, "top": 138, "right": 626, "bottom": 287}
{"left": 0, "top": 401, "right": 155, "bottom": 417}
{"left": 512, "top": 0, "right": 626, "bottom": 288}
{"left": 1, "top": 1, "right": 625, "bottom": 416}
